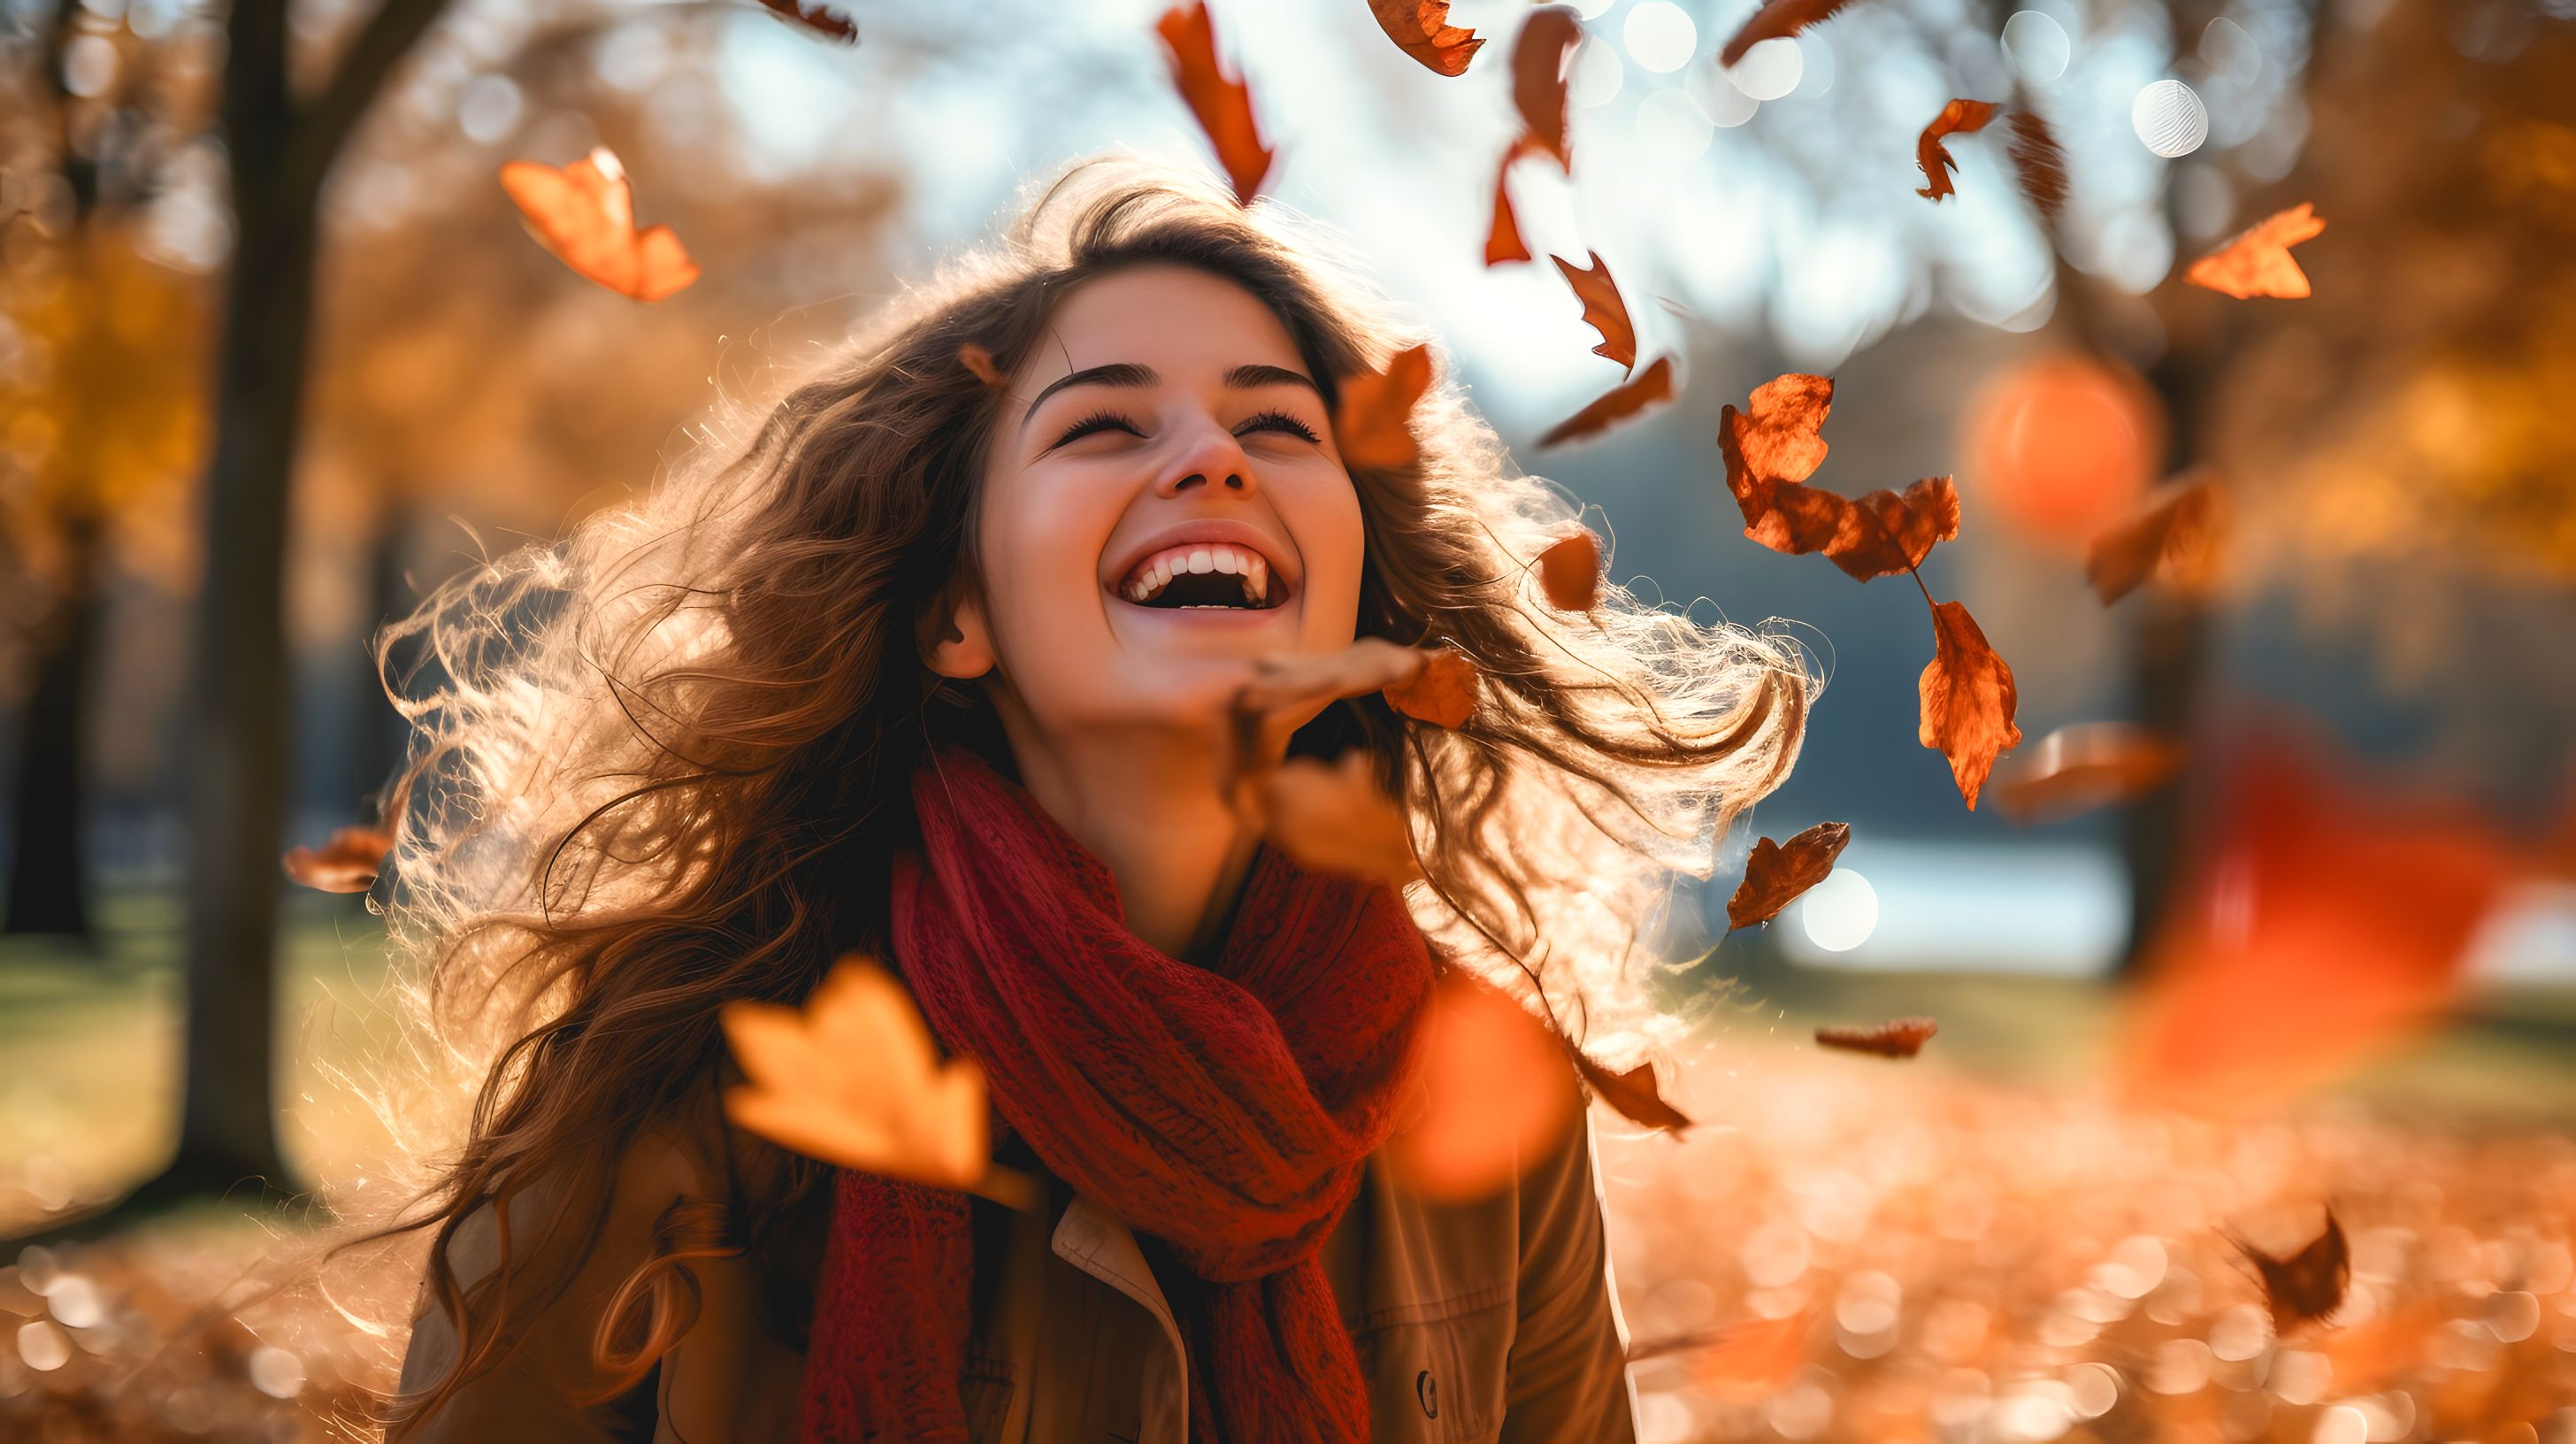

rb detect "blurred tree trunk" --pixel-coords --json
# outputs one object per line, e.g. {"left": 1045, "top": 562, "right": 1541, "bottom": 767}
{"left": 3, "top": 519, "right": 102, "bottom": 943}
{"left": 14, "top": 0, "right": 454, "bottom": 1240}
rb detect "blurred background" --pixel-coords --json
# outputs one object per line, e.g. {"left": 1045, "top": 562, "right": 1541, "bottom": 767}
{"left": 2, "top": 0, "right": 2573, "bottom": 1437}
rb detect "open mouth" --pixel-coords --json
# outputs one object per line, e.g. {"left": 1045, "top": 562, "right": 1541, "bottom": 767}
{"left": 1115, "top": 542, "right": 1286, "bottom": 611}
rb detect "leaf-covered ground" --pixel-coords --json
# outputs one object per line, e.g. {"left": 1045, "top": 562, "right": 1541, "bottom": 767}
{"left": 3, "top": 1001, "right": 2570, "bottom": 1442}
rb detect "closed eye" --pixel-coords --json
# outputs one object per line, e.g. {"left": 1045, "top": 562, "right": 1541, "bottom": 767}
{"left": 1047, "top": 408, "right": 1324, "bottom": 450}
{"left": 1238, "top": 408, "right": 1322, "bottom": 442}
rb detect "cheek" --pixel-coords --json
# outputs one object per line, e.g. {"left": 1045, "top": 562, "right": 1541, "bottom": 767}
{"left": 1294, "top": 477, "right": 1369, "bottom": 635}
{"left": 976, "top": 466, "right": 1118, "bottom": 634}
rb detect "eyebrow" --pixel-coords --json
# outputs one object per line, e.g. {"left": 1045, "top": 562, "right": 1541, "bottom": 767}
{"left": 1017, "top": 362, "right": 1322, "bottom": 437}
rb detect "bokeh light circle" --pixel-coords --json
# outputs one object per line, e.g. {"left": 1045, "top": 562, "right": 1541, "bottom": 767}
{"left": 1637, "top": 88, "right": 1715, "bottom": 164}
{"left": 2131, "top": 80, "right": 2210, "bottom": 157}
{"left": 1799, "top": 869, "right": 1878, "bottom": 953}
{"left": 1570, "top": 35, "right": 1623, "bottom": 107}
{"left": 1622, "top": 2, "right": 1698, "bottom": 73}
{"left": 2002, "top": 11, "right": 2071, "bottom": 83}
{"left": 1727, "top": 37, "right": 1805, "bottom": 102}
{"left": 1960, "top": 354, "right": 2166, "bottom": 547}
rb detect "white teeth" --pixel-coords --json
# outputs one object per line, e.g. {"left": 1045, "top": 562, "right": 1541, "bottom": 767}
{"left": 1186, "top": 549, "right": 1214, "bottom": 574}
{"left": 1116, "top": 542, "right": 1281, "bottom": 606}
{"left": 1212, "top": 549, "right": 1239, "bottom": 574}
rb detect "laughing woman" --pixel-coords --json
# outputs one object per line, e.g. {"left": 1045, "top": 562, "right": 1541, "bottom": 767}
{"left": 376, "top": 158, "right": 1808, "bottom": 1443}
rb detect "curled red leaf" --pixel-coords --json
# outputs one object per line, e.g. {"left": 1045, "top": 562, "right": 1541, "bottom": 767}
{"left": 1485, "top": 146, "right": 1533, "bottom": 266}
{"left": 1914, "top": 98, "right": 2000, "bottom": 204}
{"left": 1551, "top": 250, "right": 1638, "bottom": 373}
{"left": 1536, "top": 530, "right": 1600, "bottom": 612}
{"left": 1368, "top": 0, "right": 1484, "bottom": 75}
{"left": 1720, "top": 0, "right": 1858, "bottom": 66}
{"left": 1568, "top": 1048, "right": 1691, "bottom": 1133}
{"left": 755, "top": 0, "right": 856, "bottom": 42}
{"left": 1510, "top": 7, "right": 1582, "bottom": 172}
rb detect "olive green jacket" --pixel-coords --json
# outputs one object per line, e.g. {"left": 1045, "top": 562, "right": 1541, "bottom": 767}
{"left": 395, "top": 1097, "right": 1638, "bottom": 1443}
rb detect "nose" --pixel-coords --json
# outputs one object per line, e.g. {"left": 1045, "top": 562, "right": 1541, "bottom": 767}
{"left": 1151, "top": 415, "right": 1259, "bottom": 500}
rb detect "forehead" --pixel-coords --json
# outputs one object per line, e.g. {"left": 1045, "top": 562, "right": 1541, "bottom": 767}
{"left": 1028, "top": 264, "right": 1308, "bottom": 380}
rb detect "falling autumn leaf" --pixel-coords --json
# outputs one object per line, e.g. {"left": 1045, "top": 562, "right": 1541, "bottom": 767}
{"left": 1238, "top": 749, "right": 1422, "bottom": 887}
{"left": 1368, "top": 0, "right": 1484, "bottom": 75}
{"left": 2006, "top": 110, "right": 2068, "bottom": 219}
{"left": 1992, "top": 723, "right": 2185, "bottom": 823}
{"left": 1384, "top": 972, "right": 1582, "bottom": 1202}
{"left": 1914, "top": 98, "right": 2000, "bottom": 204}
{"left": 1720, "top": 375, "right": 1960, "bottom": 582}
{"left": 1726, "top": 820, "right": 1851, "bottom": 929}
{"left": 1383, "top": 646, "right": 1479, "bottom": 728}
{"left": 2235, "top": 1210, "right": 2351, "bottom": 1334}
{"left": 2186, "top": 202, "right": 2326, "bottom": 299}
{"left": 1485, "top": 148, "right": 1534, "bottom": 266}
{"left": 1510, "top": 7, "right": 1582, "bottom": 173}
{"left": 722, "top": 957, "right": 1032, "bottom": 1208}
{"left": 1157, "top": 2, "right": 1276, "bottom": 207}
{"left": 1918, "top": 600, "right": 2021, "bottom": 810}
{"left": 755, "top": 0, "right": 856, "bottom": 43}
{"left": 1539, "top": 355, "right": 1677, "bottom": 448}
{"left": 1720, "top": 0, "right": 1857, "bottom": 67}
{"left": 1536, "top": 530, "right": 1601, "bottom": 611}
{"left": 2086, "top": 472, "right": 2223, "bottom": 603}
{"left": 1332, "top": 342, "right": 1434, "bottom": 472}
{"left": 1569, "top": 1048, "right": 1692, "bottom": 1133}
{"left": 1552, "top": 251, "right": 1639, "bottom": 373}
{"left": 2119, "top": 733, "right": 2510, "bottom": 1111}
{"left": 1233, "top": 636, "right": 1440, "bottom": 722}
{"left": 499, "top": 148, "right": 702, "bottom": 303}
{"left": 957, "top": 342, "right": 1007, "bottom": 391}
{"left": 1814, "top": 1016, "right": 1939, "bottom": 1058}
{"left": 281, "top": 824, "right": 394, "bottom": 895}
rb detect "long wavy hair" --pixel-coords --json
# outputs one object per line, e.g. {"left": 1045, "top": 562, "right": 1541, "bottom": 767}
{"left": 357, "top": 157, "right": 1812, "bottom": 1426}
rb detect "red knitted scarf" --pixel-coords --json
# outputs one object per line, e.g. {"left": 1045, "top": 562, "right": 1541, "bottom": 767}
{"left": 797, "top": 748, "right": 1437, "bottom": 1442}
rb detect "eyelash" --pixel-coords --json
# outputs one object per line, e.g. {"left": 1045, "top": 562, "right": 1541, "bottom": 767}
{"left": 1053, "top": 408, "right": 1322, "bottom": 447}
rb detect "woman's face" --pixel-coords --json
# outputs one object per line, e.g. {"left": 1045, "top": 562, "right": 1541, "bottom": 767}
{"left": 936, "top": 264, "right": 1365, "bottom": 735}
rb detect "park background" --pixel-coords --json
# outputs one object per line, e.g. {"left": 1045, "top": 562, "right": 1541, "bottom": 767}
{"left": 3, "top": 0, "right": 2574, "bottom": 1438}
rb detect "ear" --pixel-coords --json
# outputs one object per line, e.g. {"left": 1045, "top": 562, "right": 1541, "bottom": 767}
{"left": 920, "top": 582, "right": 996, "bottom": 680}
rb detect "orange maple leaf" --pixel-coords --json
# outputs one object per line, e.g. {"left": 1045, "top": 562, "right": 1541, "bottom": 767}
{"left": 1726, "top": 820, "right": 1850, "bottom": 928}
{"left": 1539, "top": 355, "right": 1677, "bottom": 447}
{"left": 1157, "top": 2, "right": 1276, "bottom": 207}
{"left": 2186, "top": 203, "right": 2325, "bottom": 299}
{"left": 1721, "top": 375, "right": 1960, "bottom": 583}
{"left": 500, "top": 148, "right": 701, "bottom": 303}
{"left": 1915, "top": 98, "right": 2000, "bottom": 203}
{"left": 722, "top": 958, "right": 1033, "bottom": 1209}
{"left": 1332, "top": 342, "right": 1434, "bottom": 472}
{"left": 1368, "top": 0, "right": 1484, "bottom": 76}
{"left": 1918, "top": 600, "right": 2021, "bottom": 810}
{"left": 1552, "top": 250, "right": 1638, "bottom": 373}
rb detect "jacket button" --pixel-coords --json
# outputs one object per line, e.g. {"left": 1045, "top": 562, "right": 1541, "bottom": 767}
{"left": 1416, "top": 1368, "right": 1438, "bottom": 1418}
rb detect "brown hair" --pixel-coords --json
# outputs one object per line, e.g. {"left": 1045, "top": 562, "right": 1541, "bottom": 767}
{"left": 356, "top": 156, "right": 1810, "bottom": 1426}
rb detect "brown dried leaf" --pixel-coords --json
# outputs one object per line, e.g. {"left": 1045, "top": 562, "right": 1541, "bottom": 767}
{"left": 1729, "top": 373, "right": 1832, "bottom": 483}
{"left": 1918, "top": 600, "right": 2022, "bottom": 810}
{"left": 1511, "top": 7, "right": 1582, "bottom": 172}
{"left": 2006, "top": 110, "right": 2068, "bottom": 219}
{"left": 1538, "top": 355, "right": 1676, "bottom": 447}
{"left": 2086, "top": 472, "right": 2223, "bottom": 603}
{"left": 280, "top": 825, "right": 394, "bottom": 894}
{"left": 1993, "top": 723, "right": 2185, "bottom": 823}
{"left": 1333, "top": 342, "right": 1435, "bottom": 471}
{"left": 1551, "top": 250, "right": 1638, "bottom": 373}
{"left": 1485, "top": 146, "right": 1533, "bottom": 265}
{"left": 1720, "top": 376, "right": 1959, "bottom": 582}
{"left": 1536, "top": 530, "right": 1600, "bottom": 612}
{"left": 2186, "top": 203, "right": 2325, "bottom": 300}
{"left": 1368, "top": 0, "right": 1484, "bottom": 75}
{"left": 1157, "top": 3, "right": 1276, "bottom": 207}
{"left": 1384, "top": 646, "right": 1480, "bottom": 728}
{"left": 2236, "top": 1209, "right": 2351, "bottom": 1334}
{"left": 1238, "top": 749, "right": 1423, "bottom": 888}
{"left": 721, "top": 957, "right": 991, "bottom": 1193}
{"left": 1233, "top": 637, "right": 1439, "bottom": 720}
{"left": 1720, "top": 0, "right": 1858, "bottom": 66}
{"left": 1569, "top": 1048, "right": 1692, "bottom": 1134}
{"left": 1914, "top": 98, "right": 2000, "bottom": 204}
{"left": 1814, "top": 1016, "right": 1939, "bottom": 1058}
{"left": 755, "top": 0, "right": 856, "bottom": 42}
{"left": 1726, "top": 820, "right": 1851, "bottom": 928}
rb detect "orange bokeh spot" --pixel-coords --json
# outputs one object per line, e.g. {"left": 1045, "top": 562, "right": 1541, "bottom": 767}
{"left": 1961, "top": 354, "right": 2166, "bottom": 548}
